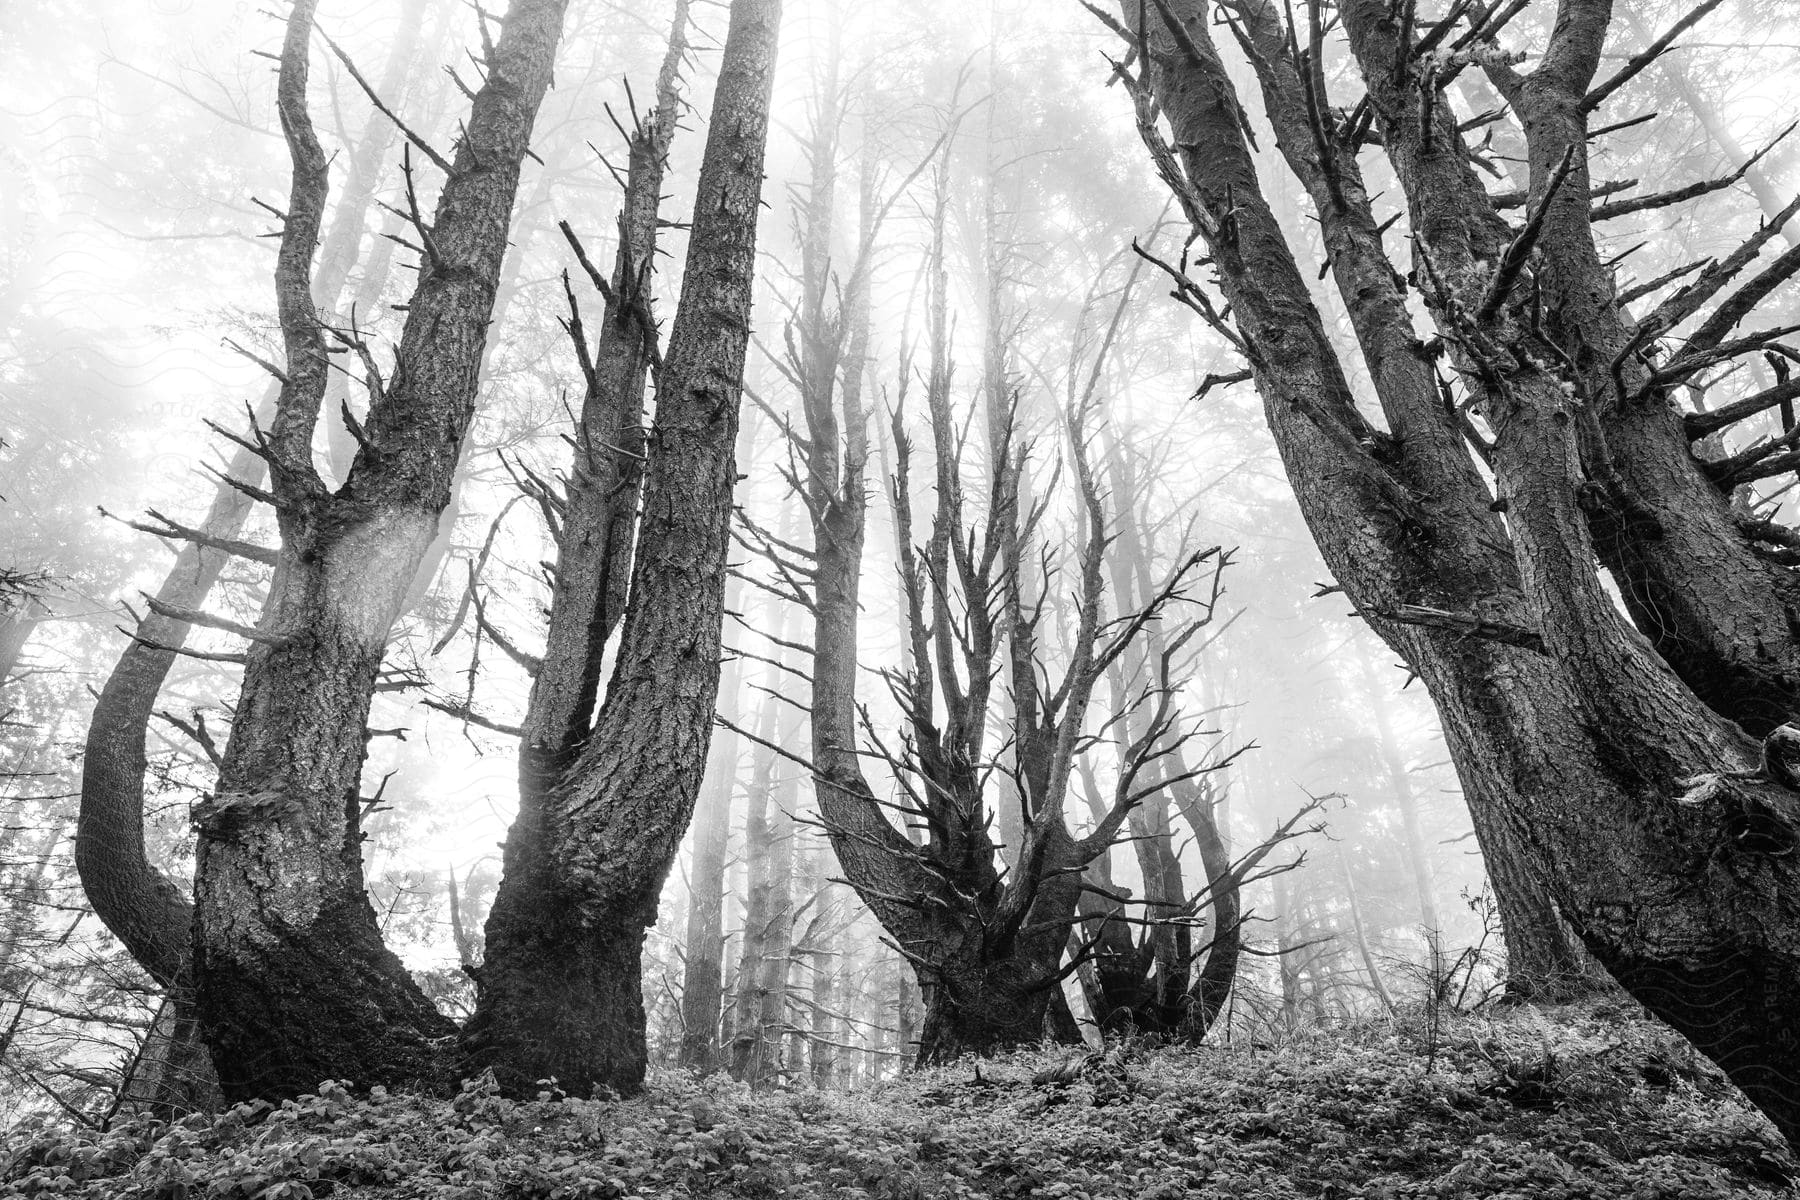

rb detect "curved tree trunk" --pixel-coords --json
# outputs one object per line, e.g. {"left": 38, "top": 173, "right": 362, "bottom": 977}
{"left": 75, "top": 458, "right": 253, "bottom": 1111}
{"left": 1180, "top": 781, "right": 1239, "bottom": 1038}
{"left": 194, "top": 0, "right": 569, "bottom": 1100}
{"left": 76, "top": 0, "right": 436, "bottom": 1116}
{"left": 1122, "top": 0, "right": 1800, "bottom": 1146}
{"left": 462, "top": 0, "right": 781, "bottom": 1098}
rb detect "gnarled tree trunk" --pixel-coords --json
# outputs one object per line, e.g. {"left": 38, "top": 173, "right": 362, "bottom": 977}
{"left": 462, "top": 0, "right": 781, "bottom": 1097}
{"left": 1117, "top": 0, "right": 1800, "bottom": 1146}
{"left": 193, "top": 0, "right": 569, "bottom": 1100}
{"left": 80, "top": 0, "right": 441, "bottom": 1113}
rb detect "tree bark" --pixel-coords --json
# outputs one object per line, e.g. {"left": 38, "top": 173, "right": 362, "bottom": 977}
{"left": 194, "top": 0, "right": 569, "bottom": 1100}
{"left": 463, "top": 0, "right": 781, "bottom": 1098}
{"left": 78, "top": 0, "right": 442, "bottom": 1115}
{"left": 1122, "top": 0, "right": 1800, "bottom": 1146}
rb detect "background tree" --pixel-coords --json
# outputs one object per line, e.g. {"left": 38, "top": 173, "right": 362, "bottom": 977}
{"left": 748, "top": 102, "right": 1245, "bottom": 1055}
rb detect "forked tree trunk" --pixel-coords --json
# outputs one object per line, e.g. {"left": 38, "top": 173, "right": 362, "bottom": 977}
{"left": 1124, "top": 0, "right": 1800, "bottom": 1145}
{"left": 194, "top": 0, "right": 569, "bottom": 1100}
{"left": 463, "top": 0, "right": 781, "bottom": 1097}
{"left": 80, "top": 0, "right": 446, "bottom": 1115}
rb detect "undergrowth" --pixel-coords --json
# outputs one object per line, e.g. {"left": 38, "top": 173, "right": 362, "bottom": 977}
{"left": 2, "top": 998, "right": 1793, "bottom": 1198}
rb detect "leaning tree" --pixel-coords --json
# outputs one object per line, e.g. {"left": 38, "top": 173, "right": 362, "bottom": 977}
{"left": 1102, "top": 0, "right": 1800, "bottom": 1146}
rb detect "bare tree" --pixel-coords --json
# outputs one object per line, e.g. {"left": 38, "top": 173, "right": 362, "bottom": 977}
{"left": 184, "top": 0, "right": 571, "bottom": 1099}
{"left": 462, "top": 0, "right": 783, "bottom": 1097}
{"left": 73, "top": 0, "right": 440, "bottom": 1114}
{"left": 1105, "top": 0, "right": 1800, "bottom": 1145}
{"left": 745, "top": 106, "right": 1239, "bottom": 1054}
{"left": 1077, "top": 444, "right": 1321, "bottom": 1039}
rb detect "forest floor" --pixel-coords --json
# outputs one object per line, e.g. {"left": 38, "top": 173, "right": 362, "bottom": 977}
{"left": 3, "top": 996, "right": 1796, "bottom": 1198}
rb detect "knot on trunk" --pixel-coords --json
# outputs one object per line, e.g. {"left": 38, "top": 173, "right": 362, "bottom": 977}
{"left": 1761, "top": 722, "right": 1800, "bottom": 791}
{"left": 1678, "top": 735, "right": 1800, "bottom": 859}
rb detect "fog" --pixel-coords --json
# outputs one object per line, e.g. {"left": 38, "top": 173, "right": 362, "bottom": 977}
{"left": 4, "top": 0, "right": 1798, "bottom": 1097}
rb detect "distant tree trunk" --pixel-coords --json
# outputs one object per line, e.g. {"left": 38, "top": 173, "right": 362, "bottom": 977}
{"left": 678, "top": 602, "right": 742, "bottom": 1074}
{"left": 808, "top": 859, "right": 838, "bottom": 1088}
{"left": 1091, "top": 446, "right": 1251, "bottom": 1042}
{"left": 1354, "top": 652, "right": 1445, "bottom": 982}
{"left": 1273, "top": 878, "right": 1305, "bottom": 1025}
{"left": 0, "top": 597, "right": 41, "bottom": 689}
{"left": 895, "top": 963, "right": 919, "bottom": 1070}
{"left": 727, "top": 697, "right": 799, "bottom": 1085}
{"left": 463, "top": 0, "right": 780, "bottom": 1098}
{"left": 0, "top": 825, "right": 59, "bottom": 975}
{"left": 1172, "top": 778, "right": 1240, "bottom": 1039}
{"left": 1338, "top": 846, "right": 1394, "bottom": 1013}
{"left": 194, "top": 0, "right": 569, "bottom": 1100}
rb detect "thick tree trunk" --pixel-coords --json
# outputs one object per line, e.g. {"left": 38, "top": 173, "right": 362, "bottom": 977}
{"left": 912, "top": 833, "right": 1087, "bottom": 1062}
{"left": 917, "top": 956, "right": 1062, "bottom": 1063}
{"left": 118, "top": 998, "right": 218, "bottom": 1118}
{"left": 1472, "top": 807, "right": 1598, "bottom": 1002}
{"left": 463, "top": 0, "right": 780, "bottom": 1098}
{"left": 195, "top": 0, "right": 569, "bottom": 1100}
{"left": 1128, "top": 0, "right": 1800, "bottom": 1146}
{"left": 77, "top": 0, "right": 435, "bottom": 1113}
